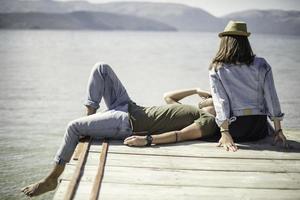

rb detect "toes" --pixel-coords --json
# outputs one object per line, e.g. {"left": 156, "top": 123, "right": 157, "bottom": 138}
{"left": 22, "top": 188, "right": 29, "bottom": 194}
{"left": 26, "top": 189, "right": 35, "bottom": 197}
{"left": 24, "top": 189, "right": 31, "bottom": 196}
{"left": 28, "top": 191, "right": 34, "bottom": 197}
{"left": 22, "top": 185, "right": 35, "bottom": 196}
{"left": 21, "top": 186, "right": 28, "bottom": 192}
{"left": 25, "top": 187, "right": 33, "bottom": 194}
{"left": 28, "top": 183, "right": 42, "bottom": 197}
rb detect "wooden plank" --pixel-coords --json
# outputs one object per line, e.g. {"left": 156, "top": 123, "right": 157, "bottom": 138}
{"left": 105, "top": 153, "right": 300, "bottom": 173}
{"left": 61, "top": 165, "right": 103, "bottom": 182}
{"left": 100, "top": 183, "right": 300, "bottom": 200}
{"left": 284, "top": 130, "right": 300, "bottom": 139}
{"left": 68, "top": 152, "right": 300, "bottom": 173}
{"left": 89, "top": 141, "right": 300, "bottom": 160}
{"left": 54, "top": 180, "right": 93, "bottom": 200}
{"left": 72, "top": 141, "right": 85, "bottom": 161}
{"left": 61, "top": 165, "right": 300, "bottom": 189}
{"left": 63, "top": 138, "right": 91, "bottom": 200}
{"left": 72, "top": 137, "right": 92, "bottom": 161}
{"left": 90, "top": 141, "right": 109, "bottom": 200}
{"left": 103, "top": 166, "right": 300, "bottom": 190}
{"left": 54, "top": 181, "right": 300, "bottom": 200}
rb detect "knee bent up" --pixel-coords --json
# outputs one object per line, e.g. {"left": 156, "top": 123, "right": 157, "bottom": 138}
{"left": 92, "top": 62, "right": 112, "bottom": 75}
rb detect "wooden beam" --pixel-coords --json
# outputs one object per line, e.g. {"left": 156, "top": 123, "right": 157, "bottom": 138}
{"left": 73, "top": 137, "right": 90, "bottom": 160}
{"left": 64, "top": 137, "right": 91, "bottom": 200}
{"left": 90, "top": 140, "right": 109, "bottom": 200}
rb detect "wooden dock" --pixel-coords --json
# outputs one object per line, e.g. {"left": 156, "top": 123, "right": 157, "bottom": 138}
{"left": 53, "top": 131, "right": 300, "bottom": 200}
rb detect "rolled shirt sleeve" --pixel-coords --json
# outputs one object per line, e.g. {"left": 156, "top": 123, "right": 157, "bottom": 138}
{"left": 209, "top": 69, "right": 231, "bottom": 127}
{"left": 263, "top": 60, "right": 284, "bottom": 121}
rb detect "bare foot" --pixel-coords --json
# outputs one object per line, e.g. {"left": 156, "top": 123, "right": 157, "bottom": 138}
{"left": 21, "top": 178, "right": 58, "bottom": 197}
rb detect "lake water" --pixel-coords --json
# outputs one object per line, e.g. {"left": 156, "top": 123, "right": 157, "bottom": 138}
{"left": 0, "top": 30, "right": 299, "bottom": 200}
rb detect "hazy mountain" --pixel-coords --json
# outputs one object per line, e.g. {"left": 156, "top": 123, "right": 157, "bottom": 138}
{"left": 0, "top": 11, "right": 176, "bottom": 31}
{"left": 96, "top": 2, "right": 223, "bottom": 31}
{"left": 0, "top": 0, "right": 222, "bottom": 31}
{"left": 0, "top": 0, "right": 94, "bottom": 13}
{"left": 224, "top": 10, "right": 300, "bottom": 35}
{"left": 0, "top": 0, "right": 299, "bottom": 35}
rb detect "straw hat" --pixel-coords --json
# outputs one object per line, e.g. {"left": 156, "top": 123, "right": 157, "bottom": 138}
{"left": 219, "top": 20, "right": 251, "bottom": 37}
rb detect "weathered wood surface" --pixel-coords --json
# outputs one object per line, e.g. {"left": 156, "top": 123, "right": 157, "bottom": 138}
{"left": 63, "top": 138, "right": 91, "bottom": 200}
{"left": 90, "top": 141, "right": 109, "bottom": 200}
{"left": 53, "top": 131, "right": 300, "bottom": 200}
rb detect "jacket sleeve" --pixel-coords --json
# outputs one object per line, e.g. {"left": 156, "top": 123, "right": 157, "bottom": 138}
{"left": 209, "top": 69, "right": 231, "bottom": 127}
{"left": 263, "top": 60, "right": 284, "bottom": 121}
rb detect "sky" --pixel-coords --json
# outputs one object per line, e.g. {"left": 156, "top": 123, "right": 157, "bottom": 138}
{"left": 56, "top": 0, "right": 300, "bottom": 16}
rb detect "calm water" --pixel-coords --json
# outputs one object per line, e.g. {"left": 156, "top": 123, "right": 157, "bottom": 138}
{"left": 0, "top": 30, "right": 299, "bottom": 199}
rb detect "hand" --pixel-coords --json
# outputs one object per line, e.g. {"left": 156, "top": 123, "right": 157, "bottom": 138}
{"left": 196, "top": 88, "right": 211, "bottom": 99}
{"left": 273, "top": 129, "right": 291, "bottom": 149}
{"left": 217, "top": 132, "right": 238, "bottom": 152}
{"left": 124, "top": 135, "right": 147, "bottom": 147}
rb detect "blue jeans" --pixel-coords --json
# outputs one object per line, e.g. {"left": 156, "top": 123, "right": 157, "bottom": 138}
{"left": 54, "top": 63, "right": 132, "bottom": 164}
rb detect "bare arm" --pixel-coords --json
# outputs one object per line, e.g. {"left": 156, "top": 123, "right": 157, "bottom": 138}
{"left": 123, "top": 123, "right": 203, "bottom": 147}
{"left": 163, "top": 88, "right": 211, "bottom": 104}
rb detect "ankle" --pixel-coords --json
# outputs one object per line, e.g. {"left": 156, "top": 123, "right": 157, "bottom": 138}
{"left": 47, "top": 164, "right": 65, "bottom": 180}
{"left": 44, "top": 175, "right": 59, "bottom": 183}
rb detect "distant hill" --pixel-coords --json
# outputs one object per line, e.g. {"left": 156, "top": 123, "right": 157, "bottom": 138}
{"left": 96, "top": 2, "right": 223, "bottom": 31}
{"left": 224, "top": 10, "right": 300, "bottom": 35}
{"left": 0, "top": 0, "right": 221, "bottom": 31}
{"left": 0, "top": 0, "right": 299, "bottom": 35}
{"left": 0, "top": 0, "right": 94, "bottom": 13}
{"left": 0, "top": 11, "right": 176, "bottom": 31}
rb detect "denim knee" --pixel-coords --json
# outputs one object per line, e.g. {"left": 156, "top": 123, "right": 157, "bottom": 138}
{"left": 92, "top": 62, "right": 111, "bottom": 75}
{"left": 66, "top": 119, "right": 82, "bottom": 138}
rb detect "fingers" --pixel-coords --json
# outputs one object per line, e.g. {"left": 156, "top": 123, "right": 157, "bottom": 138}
{"left": 229, "top": 143, "right": 238, "bottom": 152}
{"left": 232, "top": 142, "right": 238, "bottom": 151}
{"left": 224, "top": 145, "right": 229, "bottom": 151}
{"left": 124, "top": 136, "right": 143, "bottom": 147}
{"left": 272, "top": 133, "right": 292, "bottom": 149}
{"left": 282, "top": 138, "right": 287, "bottom": 148}
{"left": 272, "top": 135, "right": 279, "bottom": 146}
{"left": 124, "top": 136, "right": 138, "bottom": 145}
{"left": 123, "top": 137, "right": 135, "bottom": 146}
{"left": 281, "top": 136, "right": 293, "bottom": 149}
{"left": 217, "top": 141, "right": 238, "bottom": 152}
{"left": 124, "top": 136, "right": 136, "bottom": 142}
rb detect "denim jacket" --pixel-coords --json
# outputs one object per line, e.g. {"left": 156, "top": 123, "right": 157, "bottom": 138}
{"left": 209, "top": 56, "right": 284, "bottom": 127}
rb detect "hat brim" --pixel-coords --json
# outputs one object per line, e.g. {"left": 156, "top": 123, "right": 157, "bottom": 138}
{"left": 218, "top": 31, "right": 251, "bottom": 37}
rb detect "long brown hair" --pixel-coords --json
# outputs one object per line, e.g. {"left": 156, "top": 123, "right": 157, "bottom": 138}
{"left": 210, "top": 35, "right": 255, "bottom": 70}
